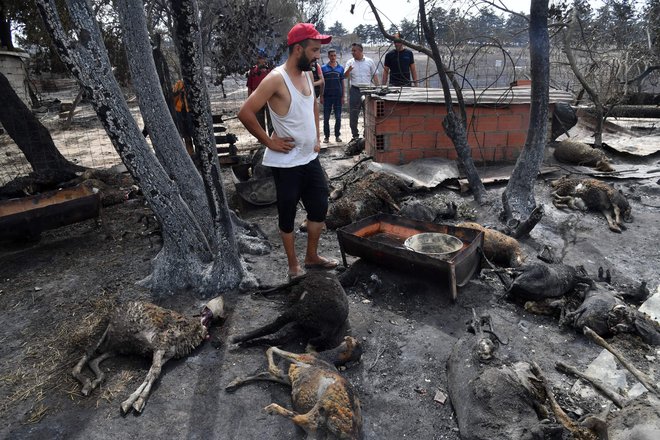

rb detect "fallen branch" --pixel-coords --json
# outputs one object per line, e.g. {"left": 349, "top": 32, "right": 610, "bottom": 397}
{"left": 583, "top": 326, "right": 660, "bottom": 396}
{"left": 555, "top": 361, "right": 626, "bottom": 408}
{"left": 531, "top": 362, "right": 595, "bottom": 439}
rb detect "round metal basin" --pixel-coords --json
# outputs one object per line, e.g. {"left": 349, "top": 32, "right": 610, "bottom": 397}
{"left": 404, "top": 232, "right": 463, "bottom": 258}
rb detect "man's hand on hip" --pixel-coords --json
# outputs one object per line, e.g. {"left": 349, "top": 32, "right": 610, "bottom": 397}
{"left": 268, "top": 132, "right": 295, "bottom": 153}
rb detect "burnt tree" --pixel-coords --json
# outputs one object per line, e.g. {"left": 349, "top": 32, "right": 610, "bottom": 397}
{"left": 501, "top": 0, "right": 550, "bottom": 233}
{"left": 365, "top": 0, "right": 486, "bottom": 204}
{"left": 0, "top": 71, "right": 83, "bottom": 184}
{"left": 36, "top": 0, "right": 244, "bottom": 296}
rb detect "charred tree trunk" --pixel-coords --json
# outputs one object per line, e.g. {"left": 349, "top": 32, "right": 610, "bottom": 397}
{"left": 0, "top": 71, "right": 83, "bottom": 181}
{"left": 501, "top": 0, "right": 549, "bottom": 233}
{"left": 365, "top": 0, "right": 486, "bottom": 204}
{"left": 564, "top": 7, "right": 604, "bottom": 146}
{"left": 0, "top": 2, "right": 13, "bottom": 50}
{"left": 36, "top": 0, "right": 243, "bottom": 296}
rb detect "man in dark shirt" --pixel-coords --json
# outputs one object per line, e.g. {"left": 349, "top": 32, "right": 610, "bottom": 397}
{"left": 382, "top": 33, "right": 418, "bottom": 87}
{"left": 321, "top": 49, "right": 344, "bottom": 143}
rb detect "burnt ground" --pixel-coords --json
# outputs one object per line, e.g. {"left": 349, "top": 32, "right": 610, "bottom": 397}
{"left": 1, "top": 145, "right": 659, "bottom": 440}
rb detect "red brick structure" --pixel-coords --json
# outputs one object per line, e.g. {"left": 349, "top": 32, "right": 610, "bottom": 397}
{"left": 364, "top": 85, "right": 573, "bottom": 165}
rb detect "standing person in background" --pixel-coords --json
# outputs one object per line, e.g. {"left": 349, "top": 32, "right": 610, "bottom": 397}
{"left": 172, "top": 79, "right": 194, "bottom": 156}
{"left": 382, "top": 32, "right": 418, "bottom": 87}
{"left": 321, "top": 49, "right": 344, "bottom": 143}
{"left": 310, "top": 59, "right": 324, "bottom": 98}
{"left": 237, "top": 23, "right": 338, "bottom": 281}
{"left": 247, "top": 49, "right": 273, "bottom": 134}
{"left": 344, "top": 43, "right": 379, "bottom": 140}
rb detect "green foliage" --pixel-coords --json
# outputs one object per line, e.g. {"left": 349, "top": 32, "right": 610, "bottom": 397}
{"left": 327, "top": 20, "right": 347, "bottom": 36}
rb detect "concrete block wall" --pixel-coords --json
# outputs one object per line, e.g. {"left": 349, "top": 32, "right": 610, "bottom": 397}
{"left": 366, "top": 97, "right": 552, "bottom": 165}
{"left": 0, "top": 51, "right": 31, "bottom": 107}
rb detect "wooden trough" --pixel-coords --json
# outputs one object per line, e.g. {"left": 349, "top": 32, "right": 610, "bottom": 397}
{"left": 337, "top": 214, "right": 484, "bottom": 300}
{"left": 0, "top": 184, "right": 100, "bottom": 240}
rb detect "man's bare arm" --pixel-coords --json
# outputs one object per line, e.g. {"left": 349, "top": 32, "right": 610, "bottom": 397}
{"left": 382, "top": 66, "right": 390, "bottom": 85}
{"left": 410, "top": 63, "right": 418, "bottom": 86}
{"left": 238, "top": 73, "right": 294, "bottom": 153}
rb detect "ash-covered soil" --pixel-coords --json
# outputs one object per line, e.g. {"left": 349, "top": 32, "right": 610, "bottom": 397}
{"left": 1, "top": 146, "right": 659, "bottom": 440}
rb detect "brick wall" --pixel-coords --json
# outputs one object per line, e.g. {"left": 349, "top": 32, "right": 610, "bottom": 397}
{"left": 365, "top": 96, "right": 553, "bottom": 165}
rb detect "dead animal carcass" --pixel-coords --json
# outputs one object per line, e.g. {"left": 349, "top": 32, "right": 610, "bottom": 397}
{"left": 447, "top": 335, "right": 554, "bottom": 440}
{"left": 563, "top": 284, "right": 660, "bottom": 345}
{"left": 458, "top": 222, "right": 525, "bottom": 267}
{"left": 551, "top": 176, "right": 632, "bottom": 233}
{"left": 72, "top": 297, "right": 225, "bottom": 414}
{"left": 552, "top": 140, "right": 614, "bottom": 172}
{"left": 226, "top": 336, "right": 364, "bottom": 440}
{"left": 506, "top": 263, "right": 588, "bottom": 302}
{"left": 231, "top": 272, "right": 349, "bottom": 350}
{"left": 326, "top": 172, "right": 410, "bottom": 230}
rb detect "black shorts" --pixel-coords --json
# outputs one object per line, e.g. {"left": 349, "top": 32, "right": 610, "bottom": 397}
{"left": 270, "top": 157, "right": 329, "bottom": 233}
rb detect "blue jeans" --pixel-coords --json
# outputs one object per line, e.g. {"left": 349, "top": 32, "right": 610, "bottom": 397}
{"left": 323, "top": 95, "right": 342, "bottom": 139}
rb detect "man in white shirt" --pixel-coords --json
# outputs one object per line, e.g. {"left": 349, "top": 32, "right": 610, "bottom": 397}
{"left": 238, "top": 23, "right": 338, "bottom": 281}
{"left": 344, "top": 43, "right": 379, "bottom": 140}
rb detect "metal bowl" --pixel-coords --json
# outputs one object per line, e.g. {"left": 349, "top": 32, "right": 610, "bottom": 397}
{"left": 404, "top": 232, "right": 463, "bottom": 258}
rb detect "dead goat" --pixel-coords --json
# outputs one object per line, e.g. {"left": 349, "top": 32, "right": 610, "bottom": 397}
{"left": 563, "top": 284, "right": 660, "bottom": 345}
{"left": 231, "top": 272, "right": 349, "bottom": 350}
{"left": 552, "top": 140, "right": 614, "bottom": 172}
{"left": 72, "top": 296, "right": 225, "bottom": 414}
{"left": 226, "top": 336, "right": 364, "bottom": 440}
{"left": 458, "top": 221, "right": 525, "bottom": 267}
{"left": 551, "top": 176, "right": 632, "bottom": 233}
{"left": 506, "top": 263, "right": 590, "bottom": 302}
{"left": 326, "top": 172, "right": 410, "bottom": 230}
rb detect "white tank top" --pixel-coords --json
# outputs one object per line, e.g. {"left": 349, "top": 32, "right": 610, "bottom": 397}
{"left": 263, "top": 66, "right": 318, "bottom": 168}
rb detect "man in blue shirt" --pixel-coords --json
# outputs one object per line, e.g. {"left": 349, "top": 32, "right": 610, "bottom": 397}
{"left": 383, "top": 33, "right": 417, "bottom": 87}
{"left": 321, "top": 49, "right": 345, "bottom": 143}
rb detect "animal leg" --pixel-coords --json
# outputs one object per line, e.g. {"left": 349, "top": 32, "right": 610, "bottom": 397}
{"left": 132, "top": 350, "right": 170, "bottom": 413}
{"left": 84, "top": 352, "right": 114, "bottom": 395}
{"left": 225, "top": 371, "right": 291, "bottom": 392}
{"left": 612, "top": 205, "right": 627, "bottom": 230}
{"left": 268, "top": 346, "right": 307, "bottom": 365}
{"left": 120, "top": 349, "right": 168, "bottom": 414}
{"left": 225, "top": 346, "right": 291, "bottom": 392}
{"left": 72, "top": 326, "right": 109, "bottom": 395}
{"left": 230, "top": 315, "right": 292, "bottom": 345}
{"left": 72, "top": 354, "right": 93, "bottom": 395}
{"left": 601, "top": 209, "right": 622, "bottom": 233}
{"left": 265, "top": 401, "right": 324, "bottom": 438}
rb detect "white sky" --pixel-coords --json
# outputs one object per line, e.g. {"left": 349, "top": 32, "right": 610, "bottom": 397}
{"left": 323, "top": 1, "right": 563, "bottom": 34}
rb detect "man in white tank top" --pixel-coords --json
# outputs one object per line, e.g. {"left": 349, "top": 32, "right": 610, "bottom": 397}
{"left": 238, "top": 23, "right": 338, "bottom": 280}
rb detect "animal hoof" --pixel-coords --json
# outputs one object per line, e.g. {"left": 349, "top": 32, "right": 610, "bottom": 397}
{"left": 133, "top": 401, "right": 144, "bottom": 414}
{"left": 264, "top": 403, "right": 278, "bottom": 415}
{"left": 225, "top": 381, "right": 240, "bottom": 392}
{"left": 120, "top": 402, "right": 132, "bottom": 415}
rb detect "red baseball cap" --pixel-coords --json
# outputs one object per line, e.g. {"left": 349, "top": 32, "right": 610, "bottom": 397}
{"left": 287, "top": 23, "right": 332, "bottom": 46}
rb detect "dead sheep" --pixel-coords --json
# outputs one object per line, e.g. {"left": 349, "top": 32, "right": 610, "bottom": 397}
{"left": 231, "top": 272, "right": 349, "bottom": 350}
{"left": 326, "top": 172, "right": 410, "bottom": 230}
{"left": 72, "top": 296, "right": 225, "bottom": 414}
{"left": 563, "top": 284, "right": 660, "bottom": 345}
{"left": 457, "top": 221, "right": 525, "bottom": 267}
{"left": 551, "top": 176, "right": 632, "bottom": 233}
{"left": 226, "top": 336, "right": 364, "bottom": 440}
{"left": 506, "top": 263, "right": 588, "bottom": 302}
{"left": 552, "top": 140, "right": 614, "bottom": 172}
